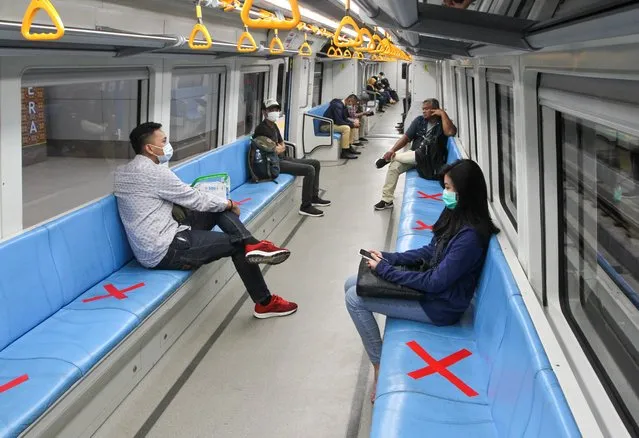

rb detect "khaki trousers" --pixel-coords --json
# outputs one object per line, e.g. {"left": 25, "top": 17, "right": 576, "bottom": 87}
{"left": 381, "top": 151, "right": 416, "bottom": 202}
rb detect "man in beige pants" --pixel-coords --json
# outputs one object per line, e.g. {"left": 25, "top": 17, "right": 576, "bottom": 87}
{"left": 321, "top": 95, "right": 361, "bottom": 159}
{"left": 374, "top": 99, "right": 457, "bottom": 210}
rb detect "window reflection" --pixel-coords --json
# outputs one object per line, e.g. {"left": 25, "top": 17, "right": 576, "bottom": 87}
{"left": 495, "top": 84, "right": 517, "bottom": 227}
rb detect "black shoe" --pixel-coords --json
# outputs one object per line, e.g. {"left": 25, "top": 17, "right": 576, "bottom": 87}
{"left": 348, "top": 147, "right": 361, "bottom": 155}
{"left": 359, "top": 137, "right": 369, "bottom": 142}
{"left": 299, "top": 205, "right": 324, "bottom": 217}
{"left": 374, "top": 200, "right": 394, "bottom": 210}
{"left": 352, "top": 142, "right": 363, "bottom": 147}
{"left": 311, "top": 197, "right": 331, "bottom": 207}
{"left": 341, "top": 150, "right": 358, "bottom": 159}
{"left": 376, "top": 158, "right": 390, "bottom": 169}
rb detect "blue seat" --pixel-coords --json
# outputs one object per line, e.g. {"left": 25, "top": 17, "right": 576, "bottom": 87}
{"left": 371, "top": 138, "right": 580, "bottom": 437}
{"left": 0, "top": 136, "right": 295, "bottom": 437}
{"left": 306, "top": 103, "right": 342, "bottom": 140}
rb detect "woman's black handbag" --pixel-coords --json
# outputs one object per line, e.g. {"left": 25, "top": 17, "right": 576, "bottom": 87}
{"left": 355, "top": 259, "right": 425, "bottom": 300}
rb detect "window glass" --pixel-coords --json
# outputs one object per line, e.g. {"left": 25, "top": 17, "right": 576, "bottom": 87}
{"left": 495, "top": 83, "right": 517, "bottom": 228}
{"left": 237, "top": 72, "right": 266, "bottom": 137}
{"left": 468, "top": 76, "right": 478, "bottom": 161}
{"left": 455, "top": 68, "right": 464, "bottom": 149}
{"left": 558, "top": 113, "right": 639, "bottom": 432}
{"left": 170, "top": 71, "right": 221, "bottom": 162}
{"left": 276, "top": 63, "right": 287, "bottom": 115}
{"left": 21, "top": 78, "right": 144, "bottom": 228}
{"left": 312, "top": 62, "right": 323, "bottom": 107}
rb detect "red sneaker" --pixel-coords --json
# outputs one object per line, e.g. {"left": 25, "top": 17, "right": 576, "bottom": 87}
{"left": 254, "top": 295, "right": 298, "bottom": 319}
{"left": 245, "top": 240, "right": 290, "bottom": 265}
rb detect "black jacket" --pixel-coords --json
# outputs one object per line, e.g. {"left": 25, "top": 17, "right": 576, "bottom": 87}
{"left": 414, "top": 119, "right": 449, "bottom": 180}
{"left": 323, "top": 98, "right": 354, "bottom": 128}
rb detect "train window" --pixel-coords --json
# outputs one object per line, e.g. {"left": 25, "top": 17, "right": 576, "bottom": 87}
{"left": 312, "top": 62, "right": 323, "bottom": 107}
{"left": 454, "top": 67, "right": 464, "bottom": 149}
{"left": 21, "top": 68, "right": 148, "bottom": 228}
{"left": 170, "top": 70, "right": 222, "bottom": 161}
{"left": 558, "top": 113, "right": 639, "bottom": 432}
{"left": 237, "top": 71, "right": 267, "bottom": 137}
{"left": 495, "top": 84, "right": 517, "bottom": 229}
{"left": 467, "top": 74, "right": 478, "bottom": 162}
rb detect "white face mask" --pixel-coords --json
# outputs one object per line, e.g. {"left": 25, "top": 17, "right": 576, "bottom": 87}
{"left": 153, "top": 142, "right": 173, "bottom": 164}
{"left": 266, "top": 111, "right": 279, "bottom": 122}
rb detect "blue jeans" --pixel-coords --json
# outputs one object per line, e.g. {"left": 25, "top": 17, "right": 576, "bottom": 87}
{"left": 344, "top": 274, "right": 432, "bottom": 365}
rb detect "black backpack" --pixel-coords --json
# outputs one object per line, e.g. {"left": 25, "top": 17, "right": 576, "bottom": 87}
{"left": 248, "top": 136, "right": 280, "bottom": 182}
{"left": 414, "top": 122, "right": 448, "bottom": 180}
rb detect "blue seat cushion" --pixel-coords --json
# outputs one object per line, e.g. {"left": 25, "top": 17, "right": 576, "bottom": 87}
{"left": 217, "top": 174, "right": 294, "bottom": 226}
{"left": 198, "top": 137, "right": 251, "bottom": 191}
{"left": 64, "top": 260, "right": 190, "bottom": 322}
{"left": 525, "top": 370, "right": 580, "bottom": 437}
{"left": 395, "top": 234, "right": 432, "bottom": 253}
{"left": 0, "top": 308, "right": 138, "bottom": 374}
{"left": 372, "top": 392, "right": 497, "bottom": 438}
{"left": 377, "top": 319, "right": 489, "bottom": 404}
{"left": 397, "top": 208, "right": 442, "bottom": 238}
{"left": 0, "top": 358, "right": 82, "bottom": 438}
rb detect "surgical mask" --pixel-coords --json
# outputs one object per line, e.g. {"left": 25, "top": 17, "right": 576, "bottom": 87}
{"left": 442, "top": 189, "right": 458, "bottom": 210}
{"left": 153, "top": 142, "right": 173, "bottom": 164}
{"left": 266, "top": 111, "right": 279, "bottom": 122}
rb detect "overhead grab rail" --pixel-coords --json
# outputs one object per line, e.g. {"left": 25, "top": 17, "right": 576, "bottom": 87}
{"left": 241, "top": 0, "right": 300, "bottom": 30}
{"left": 298, "top": 32, "right": 312, "bottom": 56}
{"left": 332, "top": 0, "right": 362, "bottom": 48}
{"left": 327, "top": 46, "right": 342, "bottom": 58}
{"left": 237, "top": 26, "right": 258, "bottom": 52}
{"left": 342, "top": 48, "right": 352, "bottom": 58}
{"left": 189, "top": 0, "right": 213, "bottom": 50}
{"left": 354, "top": 27, "right": 375, "bottom": 52}
{"left": 21, "top": 0, "right": 65, "bottom": 41}
{"left": 269, "top": 29, "right": 284, "bottom": 54}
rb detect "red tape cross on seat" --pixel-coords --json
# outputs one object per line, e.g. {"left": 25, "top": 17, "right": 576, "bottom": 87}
{"left": 413, "top": 220, "right": 433, "bottom": 231}
{"left": 417, "top": 191, "right": 442, "bottom": 201}
{"left": 0, "top": 374, "right": 29, "bottom": 393}
{"left": 406, "top": 340, "right": 478, "bottom": 397}
{"left": 83, "top": 283, "right": 145, "bottom": 303}
{"left": 235, "top": 198, "right": 252, "bottom": 205}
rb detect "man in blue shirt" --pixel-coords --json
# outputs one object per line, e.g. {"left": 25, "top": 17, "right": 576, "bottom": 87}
{"left": 321, "top": 96, "right": 361, "bottom": 159}
{"left": 373, "top": 99, "right": 456, "bottom": 210}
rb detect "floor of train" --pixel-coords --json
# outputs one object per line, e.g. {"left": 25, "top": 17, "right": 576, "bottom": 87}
{"left": 94, "top": 105, "right": 406, "bottom": 438}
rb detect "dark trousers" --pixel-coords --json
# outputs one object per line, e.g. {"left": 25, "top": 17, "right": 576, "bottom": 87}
{"left": 280, "top": 156, "right": 321, "bottom": 207}
{"left": 155, "top": 209, "right": 269, "bottom": 304}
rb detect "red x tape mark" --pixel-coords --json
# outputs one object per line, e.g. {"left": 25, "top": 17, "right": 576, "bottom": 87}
{"left": 0, "top": 374, "right": 29, "bottom": 393}
{"left": 82, "top": 283, "right": 145, "bottom": 303}
{"left": 235, "top": 198, "right": 252, "bottom": 205}
{"left": 417, "top": 191, "right": 442, "bottom": 201}
{"left": 412, "top": 220, "right": 433, "bottom": 231}
{"left": 406, "top": 341, "right": 478, "bottom": 397}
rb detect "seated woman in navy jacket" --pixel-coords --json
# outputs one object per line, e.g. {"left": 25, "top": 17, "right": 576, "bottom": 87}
{"left": 344, "top": 159, "right": 499, "bottom": 402}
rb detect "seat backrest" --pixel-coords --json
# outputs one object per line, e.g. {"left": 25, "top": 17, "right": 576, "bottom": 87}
{"left": 173, "top": 157, "right": 202, "bottom": 185}
{"left": 46, "top": 197, "right": 133, "bottom": 305}
{"left": 0, "top": 227, "right": 64, "bottom": 351}
{"left": 447, "top": 137, "right": 462, "bottom": 162}
{"left": 488, "top": 295, "right": 553, "bottom": 436}
{"left": 197, "top": 137, "right": 251, "bottom": 191}
{"left": 307, "top": 103, "right": 329, "bottom": 135}
{"left": 523, "top": 369, "right": 581, "bottom": 437}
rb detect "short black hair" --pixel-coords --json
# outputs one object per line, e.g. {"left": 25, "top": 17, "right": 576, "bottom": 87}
{"left": 129, "top": 122, "right": 162, "bottom": 154}
{"left": 346, "top": 93, "right": 359, "bottom": 101}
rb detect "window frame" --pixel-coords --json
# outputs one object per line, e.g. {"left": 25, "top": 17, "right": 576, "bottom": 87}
{"left": 485, "top": 70, "right": 518, "bottom": 249}
{"left": 540, "top": 75, "right": 639, "bottom": 435}
{"left": 170, "top": 66, "right": 226, "bottom": 157}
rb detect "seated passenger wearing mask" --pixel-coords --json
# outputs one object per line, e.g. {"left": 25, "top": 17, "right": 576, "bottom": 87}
{"left": 345, "top": 159, "right": 499, "bottom": 402}
{"left": 374, "top": 99, "right": 456, "bottom": 211}
{"left": 254, "top": 99, "right": 331, "bottom": 218}
{"left": 377, "top": 72, "right": 399, "bottom": 103}
{"left": 322, "top": 95, "right": 362, "bottom": 159}
{"left": 114, "top": 122, "right": 298, "bottom": 319}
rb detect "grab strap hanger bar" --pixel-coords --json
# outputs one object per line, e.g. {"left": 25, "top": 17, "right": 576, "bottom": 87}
{"left": 241, "top": 0, "right": 300, "bottom": 30}
{"left": 21, "top": 0, "right": 65, "bottom": 41}
{"left": 332, "top": 0, "right": 361, "bottom": 48}
{"left": 269, "top": 29, "right": 285, "bottom": 54}
{"left": 237, "top": 26, "right": 258, "bottom": 52}
{"left": 298, "top": 33, "right": 312, "bottom": 57}
{"left": 189, "top": 0, "right": 213, "bottom": 49}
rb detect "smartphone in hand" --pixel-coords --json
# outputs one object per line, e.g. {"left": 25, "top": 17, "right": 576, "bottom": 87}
{"left": 359, "top": 249, "right": 385, "bottom": 262}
